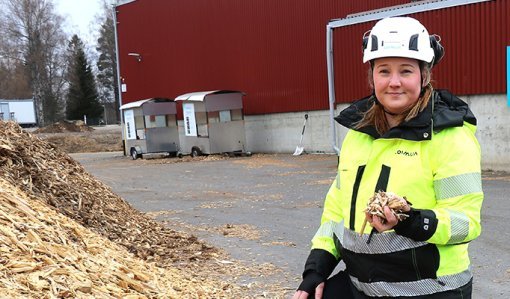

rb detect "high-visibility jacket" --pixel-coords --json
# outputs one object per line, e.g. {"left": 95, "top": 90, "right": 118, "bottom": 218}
{"left": 304, "top": 90, "right": 483, "bottom": 297}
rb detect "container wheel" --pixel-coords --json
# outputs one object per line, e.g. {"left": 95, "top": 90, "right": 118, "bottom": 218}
{"left": 191, "top": 147, "right": 201, "bottom": 158}
{"left": 130, "top": 148, "right": 138, "bottom": 160}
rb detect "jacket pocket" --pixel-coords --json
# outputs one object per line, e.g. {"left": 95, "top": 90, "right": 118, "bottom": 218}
{"left": 412, "top": 243, "right": 440, "bottom": 280}
{"left": 343, "top": 243, "right": 440, "bottom": 283}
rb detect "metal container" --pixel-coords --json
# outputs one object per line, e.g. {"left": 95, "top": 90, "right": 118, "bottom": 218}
{"left": 120, "top": 98, "right": 179, "bottom": 159}
{"left": 175, "top": 90, "right": 248, "bottom": 157}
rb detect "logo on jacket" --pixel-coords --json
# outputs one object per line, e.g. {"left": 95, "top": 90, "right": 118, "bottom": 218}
{"left": 395, "top": 150, "right": 418, "bottom": 157}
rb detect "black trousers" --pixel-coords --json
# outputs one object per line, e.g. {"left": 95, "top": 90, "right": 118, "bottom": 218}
{"left": 322, "top": 271, "right": 472, "bottom": 299}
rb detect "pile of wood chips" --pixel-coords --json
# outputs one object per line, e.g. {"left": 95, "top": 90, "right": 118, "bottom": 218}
{"left": 0, "top": 178, "right": 224, "bottom": 298}
{"left": 0, "top": 121, "right": 250, "bottom": 297}
{"left": 38, "top": 134, "right": 123, "bottom": 153}
{"left": 0, "top": 121, "right": 215, "bottom": 265}
{"left": 33, "top": 120, "right": 94, "bottom": 133}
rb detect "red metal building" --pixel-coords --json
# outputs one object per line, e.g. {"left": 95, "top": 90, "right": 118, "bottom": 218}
{"left": 115, "top": 0, "right": 509, "bottom": 115}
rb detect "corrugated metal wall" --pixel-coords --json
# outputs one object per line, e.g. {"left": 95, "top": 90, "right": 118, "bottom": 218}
{"left": 333, "top": 0, "right": 510, "bottom": 102}
{"left": 116, "top": 0, "right": 406, "bottom": 113}
{"left": 116, "top": 0, "right": 509, "bottom": 115}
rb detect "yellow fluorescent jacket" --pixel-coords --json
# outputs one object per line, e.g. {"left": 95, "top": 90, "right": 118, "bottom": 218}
{"left": 311, "top": 90, "right": 483, "bottom": 297}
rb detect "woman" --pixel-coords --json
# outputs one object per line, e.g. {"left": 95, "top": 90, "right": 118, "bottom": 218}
{"left": 293, "top": 17, "right": 483, "bottom": 298}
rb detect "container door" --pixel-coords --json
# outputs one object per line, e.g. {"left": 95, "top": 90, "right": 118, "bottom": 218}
{"left": 145, "top": 114, "right": 179, "bottom": 153}
{"left": 0, "top": 103, "right": 9, "bottom": 120}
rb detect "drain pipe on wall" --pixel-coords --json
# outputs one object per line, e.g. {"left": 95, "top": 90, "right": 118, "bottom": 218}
{"left": 113, "top": 4, "right": 126, "bottom": 155}
{"left": 326, "top": 24, "right": 340, "bottom": 156}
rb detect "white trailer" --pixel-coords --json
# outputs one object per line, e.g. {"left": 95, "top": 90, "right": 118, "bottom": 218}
{"left": 0, "top": 99, "right": 37, "bottom": 127}
{"left": 120, "top": 98, "right": 180, "bottom": 159}
{"left": 175, "top": 90, "right": 250, "bottom": 157}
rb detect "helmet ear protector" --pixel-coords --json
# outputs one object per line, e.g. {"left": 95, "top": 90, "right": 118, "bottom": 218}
{"left": 429, "top": 34, "right": 444, "bottom": 65}
{"left": 362, "top": 31, "right": 371, "bottom": 52}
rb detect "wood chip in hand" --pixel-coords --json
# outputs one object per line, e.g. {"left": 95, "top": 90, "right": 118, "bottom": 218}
{"left": 360, "top": 191, "right": 411, "bottom": 235}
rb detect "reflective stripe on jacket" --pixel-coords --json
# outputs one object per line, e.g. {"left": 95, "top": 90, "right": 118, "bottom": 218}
{"left": 310, "top": 90, "right": 483, "bottom": 297}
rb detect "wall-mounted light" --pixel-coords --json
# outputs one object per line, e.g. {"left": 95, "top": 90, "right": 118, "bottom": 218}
{"left": 128, "top": 52, "right": 142, "bottom": 62}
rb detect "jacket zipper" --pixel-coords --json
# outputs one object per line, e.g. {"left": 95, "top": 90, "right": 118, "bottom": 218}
{"left": 411, "top": 248, "right": 422, "bottom": 280}
{"left": 349, "top": 165, "right": 366, "bottom": 230}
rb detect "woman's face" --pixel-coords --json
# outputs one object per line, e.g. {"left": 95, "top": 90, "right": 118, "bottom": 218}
{"left": 373, "top": 57, "right": 422, "bottom": 115}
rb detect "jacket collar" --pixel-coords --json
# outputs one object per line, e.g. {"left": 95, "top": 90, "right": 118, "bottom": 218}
{"left": 334, "top": 89, "right": 477, "bottom": 141}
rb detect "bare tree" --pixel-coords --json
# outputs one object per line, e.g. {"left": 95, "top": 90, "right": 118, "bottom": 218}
{"left": 0, "top": 60, "right": 32, "bottom": 99}
{"left": 0, "top": 6, "right": 31, "bottom": 99}
{"left": 0, "top": 0, "right": 68, "bottom": 126}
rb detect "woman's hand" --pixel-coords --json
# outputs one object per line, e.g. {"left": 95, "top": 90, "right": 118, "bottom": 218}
{"left": 366, "top": 206, "right": 400, "bottom": 233}
{"left": 292, "top": 282, "right": 325, "bottom": 299}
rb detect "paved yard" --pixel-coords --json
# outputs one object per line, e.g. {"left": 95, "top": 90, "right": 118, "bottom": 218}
{"left": 72, "top": 152, "right": 510, "bottom": 298}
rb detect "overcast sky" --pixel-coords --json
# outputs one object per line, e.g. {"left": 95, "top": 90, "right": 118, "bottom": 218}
{"left": 54, "top": 0, "right": 105, "bottom": 46}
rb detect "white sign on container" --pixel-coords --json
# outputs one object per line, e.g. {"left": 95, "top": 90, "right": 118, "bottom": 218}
{"left": 124, "top": 109, "right": 136, "bottom": 140}
{"left": 183, "top": 103, "right": 197, "bottom": 136}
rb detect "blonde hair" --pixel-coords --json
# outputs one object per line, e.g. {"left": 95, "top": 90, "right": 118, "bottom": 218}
{"left": 355, "top": 62, "right": 433, "bottom": 135}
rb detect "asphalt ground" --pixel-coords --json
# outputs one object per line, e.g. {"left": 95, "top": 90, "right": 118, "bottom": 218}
{"left": 71, "top": 152, "right": 510, "bottom": 298}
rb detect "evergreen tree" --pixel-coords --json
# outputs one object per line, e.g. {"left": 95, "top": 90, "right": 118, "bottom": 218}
{"left": 66, "top": 35, "right": 103, "bottom": 123}
{"left": 96, "top": 3, "right": 120, "bottom": 123}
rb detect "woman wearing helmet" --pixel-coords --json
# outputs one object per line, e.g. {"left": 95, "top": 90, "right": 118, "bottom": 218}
{"left": 293, "top": 17, "right": 482, "bottom": 298}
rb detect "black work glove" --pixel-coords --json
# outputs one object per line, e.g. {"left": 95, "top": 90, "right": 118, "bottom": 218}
{"left": 297, "top": 249, "right": 339, "bottom": 293}
{"left": 298, "top": 270, "right": 325, "bottom": 294}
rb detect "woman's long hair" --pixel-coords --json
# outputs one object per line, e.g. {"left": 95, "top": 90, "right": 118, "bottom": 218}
{"left": 355, "top": 61, "right": 433, "bottom": 135}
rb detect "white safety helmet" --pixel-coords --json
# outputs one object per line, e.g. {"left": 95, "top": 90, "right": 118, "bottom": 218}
{"left": 362, "top": 17, "right": 444, "bottom": 66}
